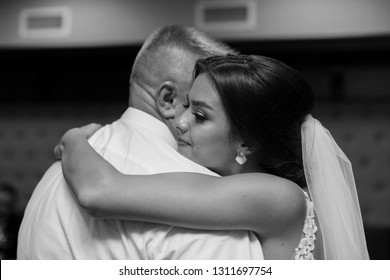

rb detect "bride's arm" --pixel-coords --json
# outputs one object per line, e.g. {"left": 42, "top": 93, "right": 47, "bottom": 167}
{"left": 58, "top": 127, "right": 305, "bottom": 234}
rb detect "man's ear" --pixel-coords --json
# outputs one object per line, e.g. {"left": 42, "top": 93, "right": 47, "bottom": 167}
{"left": 156, "top": 81, "right": 176, "bottom": 119}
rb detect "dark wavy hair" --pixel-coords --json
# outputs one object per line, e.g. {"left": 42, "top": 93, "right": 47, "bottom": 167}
{"left": 194, "top": 55, "right": 314, "bottom": 188}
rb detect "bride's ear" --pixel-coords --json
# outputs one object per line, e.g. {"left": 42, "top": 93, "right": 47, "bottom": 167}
{"left": 156, "top": 81, "right": 177, "bottom": 119}
{"left": 238, "top": 143, "right": 254, "bottom": 156}
{"left": 234, "top": 143, "right": 254, "bottom": 165}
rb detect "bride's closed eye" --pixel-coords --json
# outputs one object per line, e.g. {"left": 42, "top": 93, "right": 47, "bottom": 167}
{"left": 193, "top": 109, "right": 207, "bottom": 122}
{"left": 181, "top": 103, "right": 207, "bottom": 122}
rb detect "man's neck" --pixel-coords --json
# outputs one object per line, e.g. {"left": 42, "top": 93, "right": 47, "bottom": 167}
{"left": 128, "top": 80, "right": 163, "bottom": 123}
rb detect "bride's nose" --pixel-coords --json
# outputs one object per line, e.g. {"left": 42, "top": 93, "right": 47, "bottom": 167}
{"left": 175, "top": 113, "right": 190, "bottom": 134}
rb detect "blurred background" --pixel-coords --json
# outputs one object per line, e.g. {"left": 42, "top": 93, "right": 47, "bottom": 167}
{"left": 0, "top": 0, "right": 389, "bottom": 259}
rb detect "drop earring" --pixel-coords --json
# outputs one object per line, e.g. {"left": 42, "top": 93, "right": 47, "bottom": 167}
{"left": 235, "top": 151, "right": 247, "bottom": 165}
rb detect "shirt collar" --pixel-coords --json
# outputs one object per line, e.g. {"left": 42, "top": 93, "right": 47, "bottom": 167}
{"left": 120, "top": 107, "right": 178, "bottom": 149}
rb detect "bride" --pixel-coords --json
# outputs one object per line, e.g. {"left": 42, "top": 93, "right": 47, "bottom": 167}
{"left": 56, "top": 54, "right": 369, "bottom": 260}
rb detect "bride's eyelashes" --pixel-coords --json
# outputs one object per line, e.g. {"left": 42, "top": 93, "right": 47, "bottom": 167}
{"left": 192, "top": 109, "right": 207, "bottom": 122}
{"left": 182, "top": 103, "right": 207, "bottom": 122}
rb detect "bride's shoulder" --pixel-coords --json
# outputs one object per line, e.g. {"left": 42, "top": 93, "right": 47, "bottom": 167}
{"left": 230, "top": 172, "right": 305, "bottom": 209}
{"left": 237, "top": 172, "right": 304, "bottom": 198}
{"left": 228, "top": 172, "right": 306, "bottom": 235}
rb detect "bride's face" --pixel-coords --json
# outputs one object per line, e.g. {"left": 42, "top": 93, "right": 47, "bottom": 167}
{"left": 175, "top": 73, "right": 240, "bottom": 175}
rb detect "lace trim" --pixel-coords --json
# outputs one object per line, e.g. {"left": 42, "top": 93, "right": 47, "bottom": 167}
{"left": 293, "top": 191, "right": 317, "bottom": 260}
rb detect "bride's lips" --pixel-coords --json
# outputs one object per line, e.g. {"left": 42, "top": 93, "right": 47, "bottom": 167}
{"left": 177, "top": 137, "right": 191, "bottom": 146}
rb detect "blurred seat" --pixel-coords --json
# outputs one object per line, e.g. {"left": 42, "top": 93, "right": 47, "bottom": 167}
{"left": 316, "top": 102, "right": 390, "bottom": 259}
{"left": 0, "top": 103, "right": 124, "bottom": 209}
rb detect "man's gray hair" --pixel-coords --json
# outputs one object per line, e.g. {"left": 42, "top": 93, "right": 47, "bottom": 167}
{"left": 130, "top": 25, "right": 237, "bottom": 86}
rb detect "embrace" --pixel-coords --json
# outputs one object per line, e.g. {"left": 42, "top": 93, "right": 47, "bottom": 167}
{"left": 18, "top": 25, "right": 369, "bottom": 260}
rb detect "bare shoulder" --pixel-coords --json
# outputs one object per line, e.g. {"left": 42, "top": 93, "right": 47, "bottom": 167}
{"left": 229, "top": 172, "right": 305, "bottom": 206}
{"left": 223, "top": 172, "right": 307, "bottom": 234}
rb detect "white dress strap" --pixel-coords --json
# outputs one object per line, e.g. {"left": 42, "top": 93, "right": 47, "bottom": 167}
{"left": 293, "top": 190, "right": 318, "bottom": 260}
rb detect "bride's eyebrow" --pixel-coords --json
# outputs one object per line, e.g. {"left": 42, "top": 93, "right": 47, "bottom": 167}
{"left": 191, "top": 100, "right": 214, "bottom": 111}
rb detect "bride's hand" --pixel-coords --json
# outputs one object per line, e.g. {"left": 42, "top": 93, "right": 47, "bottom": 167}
{"left": 54, "top": 123, "right": 102, "bottom": 160}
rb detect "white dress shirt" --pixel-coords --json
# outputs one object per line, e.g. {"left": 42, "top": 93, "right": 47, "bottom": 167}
{"left": 17, "top": 108, "right": 264, "bottom": 259}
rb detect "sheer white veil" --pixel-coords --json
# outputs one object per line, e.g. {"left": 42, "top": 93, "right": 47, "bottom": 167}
{"left": 301, "top": 115, "right": 370, "bottom": 259}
